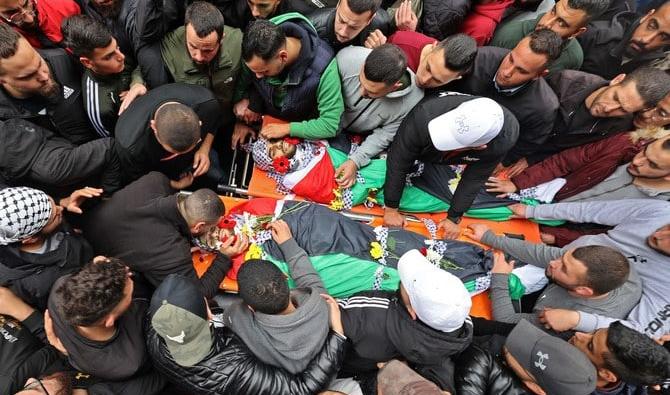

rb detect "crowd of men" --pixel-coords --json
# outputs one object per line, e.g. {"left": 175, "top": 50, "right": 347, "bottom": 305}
{"left": 1, "top": 0, "right": 670, "bottom": 392}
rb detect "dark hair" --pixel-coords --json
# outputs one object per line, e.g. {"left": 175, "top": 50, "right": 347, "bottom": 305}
{"left": 42, "top": 371, "right": 74, "bottom": 395}
{"left": 604, "top": 321, "right": 670, "bottom": 385}
{"left": 623, "top": 67, "right": 670, "bottom": 108}
{"left": 183, "top": 188, "right": 225, "bottom": 224}
{"left": 566, "top": 0, "right": 610, "bottom": 21}
{"left": 237, "top": 259, "right": 290, "bottom": 314}
{"left": 344, "top": 0, "right": 382, "bottom": 14}
{"left": 572, "top": 245, "right": 629, "bottom": 295}
{"left": 364, "top": 44, "right": 407, "bottom": 85}
{"left": 436, "top": 34, "right": 477, "bottom": 73}
{"left": 0, "top": 24, "right": 22, "bottom": 72}
{"left": 242, "top": 19, "right": 285, "bottom": 62}
{"left": 185, "top": 1, "right": 225, "bottom": 40}
{"left": 527, "top": 28, "right": 563, "bottom": 66}
{"left": 154, "top": 103, "right": 201, "bottom": 152}
{"left": 62, "top": 15, "right": 113, "bottom": 58}
{"left": 55, "top": 257, "right": 128, "bottom": 326}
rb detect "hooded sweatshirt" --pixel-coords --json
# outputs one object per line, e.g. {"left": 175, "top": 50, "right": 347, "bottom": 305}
{"left": 336, "top": 46, "right": 424, "bottom": 168}
{"left": 525, "top": 199, "right": 670, "bottom": 337}
{"left": 223, "top": 238, "right": 329, "bottom": 373}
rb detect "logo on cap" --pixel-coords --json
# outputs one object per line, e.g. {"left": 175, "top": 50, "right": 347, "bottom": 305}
{"left": 166, "top": 330, "right": 186, "bottom": 344}
{"left": 535, "top": 351, "right": 549, "bottom": 370}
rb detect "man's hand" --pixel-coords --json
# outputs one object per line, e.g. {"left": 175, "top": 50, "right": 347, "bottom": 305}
{"left": 335, "top": 160, "right": 358, "bottom": 189}
{"left": 231, "top": 122, "right": 257, "bottom": 149}
{"left": 508, "top": 203, "right": 527, "bottom": 218}
{"left": 233, "top": 99, "right": 262, "bottom": 124}
{"left": 321, "top": 293, "right": 344, "bottom": 336}
{"left": 118, "top": 83, "right": 147, "bottom": 115}
{"left": 44, "top": 310, "right": 69, "bottom": 356}
{"left": 268, "top": 220, "right": 292, "bottom": 244}
{"left": 505, "top": 158, "right": 529, "bottom": 178}
{"left": 260, "top": 123, "right": 291, "bottom": 139}
{"left": 465, "top": 223, "right": 491, "bottom": 243}
{"left": 0, "top": 286, "right": 35, "bottom": 321}
{"left": 219, "top": 233, "right": 249, "bottom": 257}
{"left": 170, "top": 172, "right": 194, "bottom": 190}
{"left": 538, "top": 308, "right": 580, "bottom": 332}
{"left": 485, "top": 177, "right": 518, "bottom": 197}
{"left": 59, "top": 187, "right": 104, "bottom": 214}
{"left": 438, "top": 218, "right": 460, "bottom": 240}
{"left": 192, "top": 147, "right": 211, "bottom": 177}
{"left": 364, "top": 29, "right": 388, "bottom": 49}
{"left": 395, "top": 0, "right": 418, "bottom": 31}
{"left": 383, "top": 208, "right": 407, "bottom": 228}
{"left": 491, "top": 250, "right": 515, "bottom": 274}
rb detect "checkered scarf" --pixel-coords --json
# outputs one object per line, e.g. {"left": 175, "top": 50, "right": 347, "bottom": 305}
{"left": 0, "top": 187, "right": 52, "bottom": 245}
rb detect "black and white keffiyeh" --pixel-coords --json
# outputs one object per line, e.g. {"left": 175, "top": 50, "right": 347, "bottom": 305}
{"left": 0, "top": 187, "right": 52, "bottom": 245}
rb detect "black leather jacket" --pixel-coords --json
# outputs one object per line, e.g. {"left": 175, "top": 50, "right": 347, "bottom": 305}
{"left": 454, "top": 344, "right": 529, "bottom": 395}
{"left": 146, "top": 324, "right": 347, "bottom": 394}
{"left": 308, "top": 7, "right": 392, "bottom": 51}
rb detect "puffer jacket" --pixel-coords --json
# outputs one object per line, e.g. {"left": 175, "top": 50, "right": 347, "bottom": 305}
{"left": 308, "top": 7, "right": 393, "bottom": 51}
{"left": 454, "top": 344, "right": 529, "bottom": 395}
{"left": 146, "top": 324, "right": 347, "bottom": 395}
{"left": 421, "top": 0, "right": 472, "bottom": 40}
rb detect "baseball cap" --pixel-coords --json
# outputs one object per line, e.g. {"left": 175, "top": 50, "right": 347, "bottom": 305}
{"left": 428, "top": 97, "right": 504, "bottom": 151}
{"left": 506, "top": 320, "right": 597, "bottom": 395}
{"left": 150, "top": 274, "right": 213, "bottom": 367}
{"left": 397, "top": 249, "right": 471, "bottom": 332}
{"left": 377, "top": 360, "right": 443, "bottom": 395}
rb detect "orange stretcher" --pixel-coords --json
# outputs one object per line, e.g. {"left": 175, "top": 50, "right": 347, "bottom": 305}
{"left": 193, "top": 196, "right": 541, "bottom": 320}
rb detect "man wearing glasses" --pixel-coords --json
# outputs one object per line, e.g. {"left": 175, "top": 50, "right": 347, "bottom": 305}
{"left": 0, "top": 0, "right": 81, "bottom": 48}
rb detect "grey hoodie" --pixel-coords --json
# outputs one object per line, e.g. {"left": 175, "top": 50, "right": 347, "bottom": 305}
{"left": 526, "top": 200, "right": 670, "bottom": 338}
{"left": 223, "top": 238, "right": 329, "bottom": 373}
{"left": 336, "top": 46, "right": 424, "bottom": 168}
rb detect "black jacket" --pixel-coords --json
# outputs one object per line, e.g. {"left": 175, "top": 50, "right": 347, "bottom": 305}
{"left": 78, "top": 172, "right": 230, "bottom": 298}
{"left": 113, "top": 83, "right": 221, "bottom": 183}
{"left": 384, "top": 92, "right": 519, "bottom": 220}
{"left": 449, "top": 47, "right": 559, "bottom": 164}
{"left": 339, "top": 290, "right": 474, "bottom": 393}
{"left": 529, "top": 69, "right": 634, "bottom": 163}
{"left": 454, "top": 344, "right": 529, "bottom": 395}
{"left": 0, "top": 49, "right": 96, "bottom": 145}
{"left": 308, "top": 7, "right": 393, "bottom": 51}
{"left": 578, "top": 12, "right": 666, "bottom": 80}
{"left": 0, "top": 222, "right": 93, "bottom": 311}
{"left": 146, "top": 323, "right": 346, "bottom": 395}
{"left": 212, "top": 0, "right": 324, "bottom": 31}
{"left": 0, "top": 312, "right": 68, "bottom": 394}
{"left": 421, "top": 0, "right": 472, "bottom": 40}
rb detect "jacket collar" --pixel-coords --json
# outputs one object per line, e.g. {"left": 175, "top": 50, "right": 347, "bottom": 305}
{"left": 280, "top": 21, "right": 318, "bottom": 86}
{"left": 156, "top": 194, "right": 191, "bottom": 238}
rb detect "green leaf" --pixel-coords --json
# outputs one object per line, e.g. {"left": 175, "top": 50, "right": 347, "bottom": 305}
{"left": 387, "top": 237, "right": 396, "bottom": 251}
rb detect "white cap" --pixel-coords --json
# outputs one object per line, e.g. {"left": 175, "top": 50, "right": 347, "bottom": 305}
{"left": 397, "top": 249, "right": 472, "bottom": 332}
{"left": 428, "top": 97, "right": 504, "bottom": 151}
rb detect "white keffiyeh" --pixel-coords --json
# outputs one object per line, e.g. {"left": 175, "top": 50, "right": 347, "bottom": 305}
{"left": 0, "top": 187, "right": 52, "bottom": 245}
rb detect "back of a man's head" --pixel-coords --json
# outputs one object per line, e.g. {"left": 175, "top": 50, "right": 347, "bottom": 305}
{"left": 237, "top": 259, "right": 290, "bottom": 314}
{"left": 605, "top": 321, "right": 670, "bottom": 385}
{"left": 185, "top": 1, "right": 225, "bottom": 40}
{"left": 363, "top": 44, "right": 407, "bottom": 85}
{"left": 55, "top": 257, "right": 128, "bottom": 327}
{"left": 567, "top": 0, "right": 610, "bottom": 21}
{"left": 345, "top": 0, "right": 382, "bottom": 15}
{"left": 0, "top": 24, "right": 22, "bottom": 75}
{"left": 154, "top": 103, "right": 201, "bottom": 152}
{"left": 622, "top": 67, "right": 670, "bottom": 108}
{"left": 527, "top": 28, "right": 563, "bottom": 67}
{"left": 573, "top": 245, "right": 629, "bottom": 295}
{"left": 242, "top": 19, "right": 285, "bottom": 62}
{"left": 436, "top": 34, "right": 477, "bottom": 74}
{"left": 182, "top": 189, "right": 224, "bottom": 225}
{"left": 62, "top": 15, "right": 113, "bottom": 58}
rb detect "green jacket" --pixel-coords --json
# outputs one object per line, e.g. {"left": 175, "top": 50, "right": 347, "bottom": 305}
{"left": 161, "top": 25, "right": 243, "bottom": 115}
{"left": 491, "top": 14, "right": 583, "bottom": 75}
